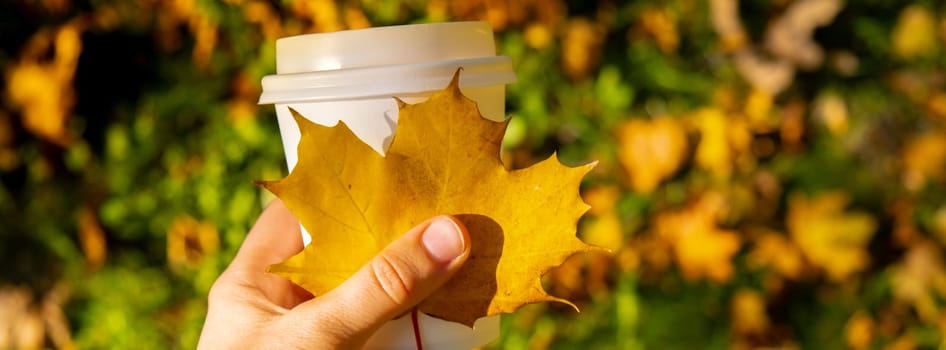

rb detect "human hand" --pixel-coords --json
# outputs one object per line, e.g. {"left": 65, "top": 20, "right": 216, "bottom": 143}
{"left": 197, "top": 199, "right": 470, "bottom": 349}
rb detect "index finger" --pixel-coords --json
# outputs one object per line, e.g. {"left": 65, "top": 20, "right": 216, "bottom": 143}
{"left": 230, "top": 198, "right": 304, "bottom": 274}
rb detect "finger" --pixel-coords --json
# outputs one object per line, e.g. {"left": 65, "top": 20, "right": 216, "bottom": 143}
{"left": 218, "top": 198, "right": 311, "bottom": 308}
{"left": 230, "top": 198, "right": 303, "bottom": 273}
{"left": 285, "top": 216, "right": 469, "bottom": 347}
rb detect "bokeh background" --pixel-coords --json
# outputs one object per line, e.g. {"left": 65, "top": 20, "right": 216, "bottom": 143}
{"left": 2, "top": 0, "right": 946, "bottom": 349}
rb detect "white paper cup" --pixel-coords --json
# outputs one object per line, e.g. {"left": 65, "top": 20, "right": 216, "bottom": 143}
{"left": 258, "top": 21, "right": 516, "bottom": 349}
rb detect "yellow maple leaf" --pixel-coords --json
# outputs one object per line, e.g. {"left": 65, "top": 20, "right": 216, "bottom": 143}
{"left": 257, "top": 71, "right": 599, "bottom": 326}
{"left": 747, "top": 231, "right": 804, "bottom": 280}
{"left": 166, "top": 215, "right": 219, "bottom": 272}
{"left": 845, "top": 311, "right": 874, "bottom": 350}
{"left": 653, "top": 194, "right": 741, "bottom": 282}
{"left": 731, "top": 289, "right": 770, "bottom": 336}
{"left": 892, "top": 5, "right": 938, "bottom": 60}
{"left": 582, "top": 213, "right": 623, "bottom": 253}
{"left": 580, "top": 185, "right": 624, "bottom": 252}
{"left": 902, "top": 131, "right": 946, "bottom": 192}
{"left": 932, "top": 206, "right": 946, "bottom": 245}
{"left": 787, "top": 192, "right": 876, "bottom": 281}
{"left": 524, "top": 23, "right": 553, "bottom": 50}
{"left": 6, "top": 22, "right": 82, "bottom": 146}
{"left": 561, "top": 18, "right": 603, "bottom": 81}
{"left": 639, "top": 7, "right": 679, "bottom": 54}
{"left": 78, "top": 206, "right": 107, "bottom": 270}
{"left": 694, "top": 108, "right": 732, "bottom": 178}
{"left": 616, "top": 117, "right": 688, "bottom": 193}
{"left": 890, "top": 241, "right": 946, "bottom": 324}
{"left": 744, "top": 88, "right": 776, "bottom": 131}
{"left": 582, "top": 185, "right": 620, "bottom": 217}
{"left": 693, "top": 107, "right": 753, "bottom": 179}
{"left": 814, "top": 93, "right": 849, "bottom": 135}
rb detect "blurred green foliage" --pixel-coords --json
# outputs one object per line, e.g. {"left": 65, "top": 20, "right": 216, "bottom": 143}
{"left": 2, "top": 0, "right": 946, "bottom": 349}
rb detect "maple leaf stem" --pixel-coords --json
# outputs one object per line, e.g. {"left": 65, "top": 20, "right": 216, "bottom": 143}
{"left": 411, "top": 307, "right": 424, "bottom": 350}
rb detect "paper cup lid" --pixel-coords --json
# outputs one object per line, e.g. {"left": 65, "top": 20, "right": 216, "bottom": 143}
{"left": 259, "top": 57, "right": 515, "bottom": 104}
{"left": 258, "top": 22, "right": 516, "bottom": 105}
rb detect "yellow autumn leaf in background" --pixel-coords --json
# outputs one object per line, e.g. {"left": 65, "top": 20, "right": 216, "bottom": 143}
{"left": 582, "top": 215, "right": 623, "bottom": 253}
{"left": 583, "top": 185, "right": 620, "bottom": 217}
{"left": 845, "top": 311, "right": 875, "bottom": 350}
{"left": 242, "top": 1, "right": 282, "bottom": 40}
{"left": 902, "top": 131, "right": 946, "bottom": 192}
{"left": 814, "top": 93, "right": 849, "bottom": 136}
{"left": 580, "top": 186, "right": 624, "bottom": 252}
{"left": 694, "top": 108, "right": 753, "bottom": 179}
{"left": 653, "top": 194, "right": 741, "bottom": 282}
{"left": 890, "top": 241, "right": 946, "bottom": 324}
{"left": 258, "top": 71, "right": 599, "bottom": 327}
{"left": 77, "top": 206, "right": 107, "bottom": 270}
{"left": 787, "top": 192, "right": 876, "bottom": 281}
{"left": 638, "top": 7, "right": 679, "bottom": 54}
{"left": 616, "top": 117, "right": 688, "bottom": 193}
{"left": 6, "top": 22, "right": 82, "bottom": 146}
{"left": 747, "top": 231, "right": 804, "bottom": 280}
{"left": 695, "top": 108, "right": 732, "bottom": 178}
{"left": 887, "top": 335, "right": 919, "bottom": 350}
{"left": 561, "top": 18, "right": 603, "bottom": 80}
{"left": 927, "top": 92, "right": 946, "bottom": 124}
{"left": 744, "top": 89, "right": 775, "bottom": 130}
{"left": 932, "top": 206, "right": 946, "bottom": 246}
{"left": 731, "top": 289, "right": 770, "bottom": 336}
{"left": 524, "top": 23, "right": 553, "bottom": 50}
{"left": 166, "top": 215, "right": 219, "bottom": 272}
{"left": 892, "top": 5, "right": 938, "bottom": 60}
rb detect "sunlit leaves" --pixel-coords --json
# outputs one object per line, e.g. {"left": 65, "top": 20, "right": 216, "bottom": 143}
{"left": 844, "top": 311, "right": 875, "bottom": 350}
{"left": 166, "top": 216, "right": 220, "bottom": 273}
{"left": 890, "top": 241, "right": 946, "bottom": 324}
{"left": 747, "top": 230, "right": 804, "bottom": 282}
{"left": 730, "top": 289, "right": 769, "bottom": 337}
{"left": 637, "top": 7, "right": 679, "bottom": 54}
{"left": 813, "top": 93, "right": 850, "bottom": 136}
{"left": 902, "top": 132, "right": 946, "bottom": 192}
{"left": 693, "top": 108, "right": 752, "bottom": 179}
{"left": 892, "top": 6, "right": 938, "bottom": 60}
{"left": 788, "top": 192, "right": 876, "bottom": 282}
{"left": 561, "top": 18, "right": 604, "bottom": 81}
{"left": 6, "top": 22, "right": 83, "bottom": 146}
{"left": 653, "top": 194, "right": 741, "bottom": 283}
{"left": 616, "top": 117, "right": 687, "bottom": 193}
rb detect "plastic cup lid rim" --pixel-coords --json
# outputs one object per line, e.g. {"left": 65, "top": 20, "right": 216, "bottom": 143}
{"left": 258, "top": 56, "right": 516, "bottom": 105}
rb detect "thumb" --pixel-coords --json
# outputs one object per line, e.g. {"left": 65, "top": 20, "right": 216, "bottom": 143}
{"left": 288, "top": 216, "right": 469, "bottom": 346}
